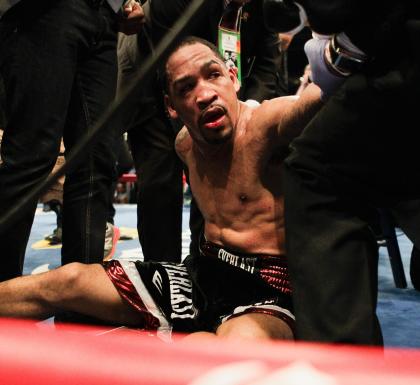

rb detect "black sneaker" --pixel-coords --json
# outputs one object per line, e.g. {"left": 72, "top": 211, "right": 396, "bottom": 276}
{"left": 45, "top": 227, "right": 62, "bottom": 245}
{"left": 42, "top": 203, "right": 51, "bottom": 212}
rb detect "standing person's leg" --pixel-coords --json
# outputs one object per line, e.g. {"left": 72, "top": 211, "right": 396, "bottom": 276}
{"left": 0, "top": 1, "right": 81, "bottom": 280}
{"left": 284, "top": 59, "right": 420, "bottom": 344}
{"left": 128, "top": 109, "right": 184, "bottom": 263}
{"left": 390, "top": 200, "right": 420, "bottom": 249}
{"left": 117, "top": 33, "right": 183, "bottom": 263}
{"left": 390, "top": 200, "right": 420, "bottom": 291}
{"left": 106, "top": 134, "right": 134, "bottom": 226}
{"left": 285, "top": 58, "right": 420, "bottom": 344}
{"left": 41, "top": 142, "right": 65, "bottom": 244}
{"left": 283, "top": 75, "right": 388, "bottom": 345}
{"left": 61, "top": 1, "right": 119, "bottom": 265}
{"left": 284, "top": 165, "right": 383, "bottom": 344}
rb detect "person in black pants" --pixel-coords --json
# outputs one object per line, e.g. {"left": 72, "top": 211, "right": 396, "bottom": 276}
{"left": 117, "top": 0, "right": 283, "bottom": 262}
{"left": 278, "top": 0, "right": 420, "bottom": 345}
{"left": 0, "top": 0, "right": 144, "bottom": 281}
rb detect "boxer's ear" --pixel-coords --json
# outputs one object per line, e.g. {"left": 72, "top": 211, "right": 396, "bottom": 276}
{"left": 228, "top": 66, "right": 240, "bottom": 93}
{"left": 164, "top": 95, "right": 178, "bottom": 119}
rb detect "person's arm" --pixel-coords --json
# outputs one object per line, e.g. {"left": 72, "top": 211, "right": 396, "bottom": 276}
{"left": 118, "top": 0, "right": 146, "bottom": 35}
{"left": 303, "top": 33, "right": 367, "bottom": 100}
{"left": 277, "top": 84, "right": 323, "bottom": 147}
{"left": 258, "top": 83, "right": 322, "bottom": 153}
{"left": 267, "top": 33, "right": 363, "bottom": 149}
{"left": 275, "top": 82, "right": 322, "bottom": 147}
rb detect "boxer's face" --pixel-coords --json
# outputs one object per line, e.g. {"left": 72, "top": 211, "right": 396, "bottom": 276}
{"left": 165, "top": 43, "right": 240, "bottom": 145}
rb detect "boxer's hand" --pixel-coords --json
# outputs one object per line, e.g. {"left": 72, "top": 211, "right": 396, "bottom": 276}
{"left": 304, "top": 36, "right": 348, "bottom": 101}
{"left": 118, "top": 1, "right": 145, "bottom": 35}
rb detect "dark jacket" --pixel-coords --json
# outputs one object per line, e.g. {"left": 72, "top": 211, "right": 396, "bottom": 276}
{"left": 140, "top": 0, "right": 282, "bottom": 102}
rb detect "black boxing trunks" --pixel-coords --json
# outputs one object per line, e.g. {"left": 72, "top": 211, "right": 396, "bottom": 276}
{"left": 103, "top": 242, "right": 294, "bottom": 340}
{"left": 199, "top": 239, "right": 292, "bottom": 295}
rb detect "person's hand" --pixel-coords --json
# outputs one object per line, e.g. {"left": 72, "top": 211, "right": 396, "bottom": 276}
{"left": 304, "top": 36, "right": 347, "bottom": 101}
{"left": 279, "top": 33, "right": 293, "bottom": 52}
{"left": 118, "top": 0, "right": 145, "bottom": 35}
{"left": 295, "top": 64, "right": 311, "bottom": 96}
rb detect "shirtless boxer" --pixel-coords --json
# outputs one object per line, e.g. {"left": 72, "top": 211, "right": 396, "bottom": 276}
{"left": 0, "top": 37, "right": 323, "bottom": 341}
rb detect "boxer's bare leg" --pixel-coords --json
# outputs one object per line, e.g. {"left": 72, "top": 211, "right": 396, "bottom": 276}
{"left": 184, "top": 313, "right": 293, "bottom": 341}
{"left": 216, "top": 313, "right": 294, "bottom": 340}
{"left": 0, "top": 263, "right": 143, "bottom": 325}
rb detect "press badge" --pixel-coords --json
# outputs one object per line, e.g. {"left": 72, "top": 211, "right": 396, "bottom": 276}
{"left": 218, "top": 4, "right": 242, "bottom": 85}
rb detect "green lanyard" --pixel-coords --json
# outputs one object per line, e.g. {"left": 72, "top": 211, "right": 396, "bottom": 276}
{"left": 218, "top": 4, "right": 242, "bottom": 85}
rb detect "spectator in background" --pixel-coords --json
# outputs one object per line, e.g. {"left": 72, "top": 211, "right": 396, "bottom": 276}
{"left": 0, "top": 0, "right": 144, "bottom": 281}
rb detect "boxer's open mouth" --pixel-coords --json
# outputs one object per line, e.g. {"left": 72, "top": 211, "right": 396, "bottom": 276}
{"left": 200, "top": 105, "right": 226, "bottom": 129}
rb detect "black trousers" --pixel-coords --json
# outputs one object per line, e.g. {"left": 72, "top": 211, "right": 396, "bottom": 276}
{"left": 127, "top": 102, "right": 184, "bottom": 263}
{"left": 0, "top": 0, "right": 119, "bottom": 280}
{"left": 284, "top": 65, "right": 420, "bottom": 345}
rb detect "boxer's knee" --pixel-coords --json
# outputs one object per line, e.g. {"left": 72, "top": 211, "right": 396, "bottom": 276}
{"left": 216, "top": 313, "right": 293, "bottom": 341}
{"left": 39, "top": 262, "right": 91, "bottom": 306}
